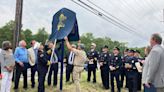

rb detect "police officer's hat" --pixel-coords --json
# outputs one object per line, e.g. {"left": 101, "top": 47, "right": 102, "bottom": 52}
{"left": 103, "top": 45, "right": 108, "bottom": 48}
{"left": 91, "top": 43, "right": 96, "bottom": 47}
{"left": 78, "top": 43, "right": 85, "bottom": 50}
{"left": 113, "top": 47, "right": 120, "bottom": 51}
{"left": 128, "top": 49, "right": 135, "bottom": 53}
{"left": 71, "top": 44, "right": 76, "bottom": 48}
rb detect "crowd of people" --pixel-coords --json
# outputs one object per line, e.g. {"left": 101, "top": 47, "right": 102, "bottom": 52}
{"left": 0, "top": 33, "right": 164, "bottom": 92}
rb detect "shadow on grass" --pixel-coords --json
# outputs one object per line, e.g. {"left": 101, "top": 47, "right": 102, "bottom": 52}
{"left": 10, "top": 70, "right": 137, "bottom": 92}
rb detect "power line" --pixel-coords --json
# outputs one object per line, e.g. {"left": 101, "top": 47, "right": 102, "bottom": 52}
{"left": 87, "top": 0, "right": 136, "bottom": 30}
{"left": 120, "top": 0, "right": 141, "bottom": 17}
{"left": 87, "top": 0, "right": 151, "bottom": 39}
{"left": 144, "top": 0, "right": 158, "bottom": 11}
{"left": 134, "top": 0, "right": 146, "bottom": 11}
{"left": 106, "top": 0, "right": 146, "bottom": 32}
{"left": 108, "top": 0, "right": 146, "bottom": 29}
{"left": 71, "top": 0, "right": 143, "bottom": 42}
{"left": 87, "top": 0, "right": 149, "bottom": 39}
{"left": 71, "top": 0, "right": 147, "bottom": 40}
{"left": 106, "top": 0, "right": 139, "bottom": 22}
{"left": 142, "top": 0, "right": 164, "bottom": 26}
{"left": 70, "top": 0, "right": 110, "bottom": 38}
{"left": 124, "top": 0, "right": 163, "bottom": 30}
{"left": 78, "top": 0, "right": 140, "bottom": 35}
{"left": 149, "top": 0, "right": 160, "bottom": 10}
{"left": 79, "top": 0, "right": 147, "bottom": 39}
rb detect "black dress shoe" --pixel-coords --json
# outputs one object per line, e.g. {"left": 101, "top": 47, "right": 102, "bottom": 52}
{"left": 31, "top": 85, "right": 35, "bottom": 88}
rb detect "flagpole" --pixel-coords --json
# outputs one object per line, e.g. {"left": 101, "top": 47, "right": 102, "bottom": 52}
{"left": 60, "top": 40, "right": 64, "bottom": 91}
{"left": 50, "top": 39, "right": 57, "bottom": 63}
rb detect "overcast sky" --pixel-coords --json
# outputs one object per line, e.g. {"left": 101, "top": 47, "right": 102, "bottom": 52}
{"left": 1, "top": 0, "right": 164, "bottom": 47}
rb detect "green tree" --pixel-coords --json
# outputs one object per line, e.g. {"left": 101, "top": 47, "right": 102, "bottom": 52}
{"left": 0, "top": 20, "right": 15, "bottom": 47}
{"left": 80, "top": 33, "right": 127, "bottom": 54}
{"left": 33, "top": 27, "right": 49, "bottom": 45}
{"left": 21, "top": 29, "right": 34, "bottom": 48}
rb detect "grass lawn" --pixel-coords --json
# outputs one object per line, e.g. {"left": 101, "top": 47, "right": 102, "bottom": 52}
{"left": 9, "top": 70, "right": 141, "bottom": 92}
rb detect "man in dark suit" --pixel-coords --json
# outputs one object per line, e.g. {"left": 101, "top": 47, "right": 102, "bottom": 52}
{"left": 46, "top": 41, "right": 60, "bottom": 87}
{"left": 65, "top": 44, "right": 76, "bottom": 82}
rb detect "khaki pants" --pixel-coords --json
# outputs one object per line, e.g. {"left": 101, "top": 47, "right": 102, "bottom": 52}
{"left": 157, "top": 87, "right": 164, "bottom": 92}
{"left": 73, "top": 66, "right": 83, "bottom": 92}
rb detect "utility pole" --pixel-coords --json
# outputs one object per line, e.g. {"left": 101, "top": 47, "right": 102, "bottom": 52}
{"left": 13, "top": 0, "right": 23, "bottom": 50}
{"left": 160, "top": 9, "right": 164, "bottom": 24}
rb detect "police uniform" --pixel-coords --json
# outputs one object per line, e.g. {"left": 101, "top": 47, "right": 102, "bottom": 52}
{"left": 87, "top": 49, "right": 98, "bottom": 83}
{"left": 37, "top": 49, "right": 49, "bottom": 92}
{"left": 125, "top": 54, "right": 138, "bottom": 92}
{"left": 110, "top": 54, "right": 122, "bottom": 92}
{"left": 99, "top": 49, "right": 110, "bottom": 89}
{"left": 66, "top": 51, "right": 75, "bottom": 82}
{"left": 120, "top": 55, "right": 128, "bottom": 88}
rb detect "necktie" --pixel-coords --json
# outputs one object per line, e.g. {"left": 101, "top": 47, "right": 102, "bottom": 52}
{"left": 69, "top": 52, "right": 74, "bottom": 65}
{"left": 34, "top": 49, "right": 38, "bottom": 64}
{"left": 52, "top": 53, "right": 58, "bottom": 63}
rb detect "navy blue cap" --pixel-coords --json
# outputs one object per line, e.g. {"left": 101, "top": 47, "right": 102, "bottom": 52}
{"left": 103, "top": 45, "right": 108, "bottom": 48}
{"left": 128, "top": 49, "right": 135, "bottom": 53}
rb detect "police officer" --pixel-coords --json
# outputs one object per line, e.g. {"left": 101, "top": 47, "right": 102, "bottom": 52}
{"left": 87, "top": 43, "right": 98, "bottom": 83}
{"left": 65, "top": 44, "right": 76, "bottom": 82}
{"left": 134, "top": 50, "right": 143, "bottom": 91}
{"left": 109, "top": 47, "right": 121, "bottom": 92}
{"left": 37, "top": 44, "right": 50, "bottom": 92}
{"left": 99, "top": 45, "right": 110, "bottom": 89}
{"left": 120, "top": 49, "right": 129, "bottom": 88}
{"left": 125, "top": 50, "right": 138, "bottom": 92}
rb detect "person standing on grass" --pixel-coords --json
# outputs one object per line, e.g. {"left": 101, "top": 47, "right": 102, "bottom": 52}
{"left": 99, "top": 45, "right": 111, "bottom": 89}
{"left": 120, "top": 48, "right": 129, "bottom": 88}
{"left": 0, "top": 41, "right": 15, "bottom": 92}
{"left": 64, "top": 37, "right": 87, "bottom": 92}
{"left": 143, "top": 33, "right": 164, "bottom": 92}
{"left": 109, "top": 47, "right": 121, "bottom": 92}
{"left": 14, "top": 40, "right": 29, "bottom": 91}
{"left": 125, "top": 50, "right": 138, "bottom": 92}
{"left": 87, "top": 43, "right": 99, "bottom": 83}
{"left": 37, "top": 44, "right": 50, "bottom": 92}
{"left": 65, "top": 44, "right": 76, "bottom": 82}
{"left": 28, "top": 40, "right": 39, "bottom": 88}
{"left": 47, "top": 41, "right": 60, "bottom": 87}
{"left": 134, "top": 50, "right": 143, "bottom": 91}
{"left": 142, "top": 46, "right": 152, "bottom": 92}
